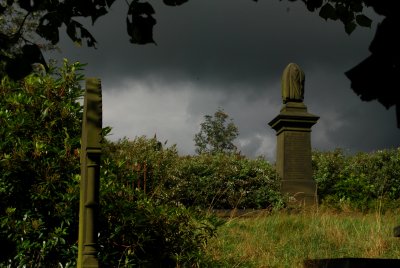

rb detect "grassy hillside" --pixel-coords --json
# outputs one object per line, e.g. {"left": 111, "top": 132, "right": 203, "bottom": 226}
{"left": 206, "top": 209, "right": 400, "bottom": 267}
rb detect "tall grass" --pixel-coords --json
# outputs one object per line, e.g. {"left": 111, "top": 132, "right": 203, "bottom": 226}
{"left": 205, "top": 209, "right": 400, "bottom": 267}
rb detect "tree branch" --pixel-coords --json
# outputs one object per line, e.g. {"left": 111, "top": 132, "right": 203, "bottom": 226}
{"left": 8, "top": 10, "right": 32, "bottom": 45}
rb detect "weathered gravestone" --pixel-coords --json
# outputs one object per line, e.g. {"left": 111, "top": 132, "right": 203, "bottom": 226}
{"left": 269, "top": 63, "right": 319, "bottom": 206}
{"left": 77, "top": 78, "right": 102, "bottom": 267}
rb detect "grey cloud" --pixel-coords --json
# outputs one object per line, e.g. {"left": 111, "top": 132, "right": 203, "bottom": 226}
{"left": 44, "top": 1, "right": 398, "bottom": 159}
{"left": 49, "top": 0, "right": 378, "bottom": 87}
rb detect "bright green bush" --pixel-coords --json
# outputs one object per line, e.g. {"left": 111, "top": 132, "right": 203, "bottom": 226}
{"left": 0, "top": 60, "right": 83, "bottom": 267}
{"left": 170, "top": 153, "right": 283, "bottom": 210}
{"left": 312, "top": 148, "right": 400, "bottom": 211}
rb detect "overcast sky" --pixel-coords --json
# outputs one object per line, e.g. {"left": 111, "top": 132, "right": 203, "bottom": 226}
{"left": 46, "top": 0, "right": 399, "bottom": 161}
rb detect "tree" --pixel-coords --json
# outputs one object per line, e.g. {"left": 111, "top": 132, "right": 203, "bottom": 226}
{"left": 194, "top": 109, "right": 239, "bottom": 154}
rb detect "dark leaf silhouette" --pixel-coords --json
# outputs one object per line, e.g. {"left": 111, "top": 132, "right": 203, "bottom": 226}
{"left": 356, "top": 14, "right": 372, "bottom": 27}
{"left": 128, "top": 1, "right": 155, "bottom": 16}
{"left": 106, "top": 0, "right": 116, "bottom": 8}
{"left": 346, "top": 55, "right": 396, "bottom": 108}
{"left": 36, "top": 12, "right": 63, "bottom": 44}
{"left": 67, "top": 20, "right": 97, "bottom": 47}
{"left": 163, "top": 0, "right": 189, "bottom": 6}
{"left": 90, "top": 5, "right": 108, "bottom": 24}
{"left": 0, "top": 4, "right": 7, "bottom": 14}
{"left": 319, "top": 3, "right": 337, "bottom": 21}
{"left": 127, "top": 1, "right": 157, "bottom": 44}
{"left": 305, "top": 0, "right": 323, "bottom": 12}
{"left": 18, "top": 0, "right": 35, "bottom": 12}
{"left": 344, "top": 21, "right": 357, "bottom": 34}
{"left": 350, "top": 1, "right": 363, "bottom": 13}
{"left": 345, "top": 13, "right": 400, "bottom": 125}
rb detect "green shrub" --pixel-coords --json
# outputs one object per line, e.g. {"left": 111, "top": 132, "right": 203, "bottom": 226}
{"left": 102, "top": 136, "right": 179, "bottom": 196}
{"left": 101, "top": 138, "right": 284, "bottom": 210}
{"left": 170, "top": 153, "right": 283, "bottom": 210}
{"left": 0, "top": 62, "right": 220, "bottom": 267}
{"left": 312, "top": 149, "right": 347, "bottom": 198}
{"left": 99, "top": 139, "right": 221, "bottom": 267}
{"left": 98, "top": 185, "right": 220, "bottom": 267}
{"left": 0, "top": 60, "right": 83, "bottom": 267}
{"left": 312, "top": 148, "right": 400, "bottom": 211}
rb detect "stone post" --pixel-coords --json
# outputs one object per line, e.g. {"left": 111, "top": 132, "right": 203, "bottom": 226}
{"left": 268, "top": 63, "right": 319, "bottom": 206}
{"left": 77, "top": 78, "right": 102, "bottom": 267}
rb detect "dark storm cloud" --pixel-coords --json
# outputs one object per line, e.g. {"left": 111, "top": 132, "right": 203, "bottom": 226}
{"left": 51, "top": 0, "right": 375, "bottom": 87}
{"left": 46, "top": 1, "right": 399, "bottom": 158}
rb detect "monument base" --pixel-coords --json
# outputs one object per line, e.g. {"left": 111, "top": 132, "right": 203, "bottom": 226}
{"left": 281, "top": 179, "right": 317, "bottom": 207}
{"left": 269, "top": 101, "right": 319, "bottom": 207}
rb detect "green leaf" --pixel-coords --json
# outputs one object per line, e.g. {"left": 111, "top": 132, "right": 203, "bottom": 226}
{"left": 356, "top": 14, "right": 372, "bottom": 28}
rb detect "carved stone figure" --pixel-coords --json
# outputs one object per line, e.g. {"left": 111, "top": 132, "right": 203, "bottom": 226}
{"left": 269, "top": 63, "right": 319, "bottom": 206}
{"left": 281, "top": 63, "right": 305, "bottom": 103}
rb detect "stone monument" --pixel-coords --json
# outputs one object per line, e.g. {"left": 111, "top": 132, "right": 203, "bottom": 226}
{"left": 77, "top": 78, "right": 102, "bottom": 267}
{"left": 268, "top": 63, "right": 319, "bottom": 206}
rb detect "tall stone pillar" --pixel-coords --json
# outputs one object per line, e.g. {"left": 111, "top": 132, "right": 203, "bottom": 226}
{"left": 268, "top": 63, "right": 319, "bottom": 206}
{"left": 77, "top": 78, "right": 102, "bottom": 267}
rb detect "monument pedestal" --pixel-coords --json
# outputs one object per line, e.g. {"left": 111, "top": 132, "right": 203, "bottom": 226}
{"left": 269, "top": 102, "right": 319, "bottom": 206}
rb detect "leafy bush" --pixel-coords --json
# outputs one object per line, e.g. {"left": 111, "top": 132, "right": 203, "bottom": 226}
{"left": 312, "top": 149, "right": 347, "bottom": 198}
{"left": 0, "top": 63, "right": 220, "bottom": 267}
{"left": 102, "top": 138, "right": 283, "bottom": 210}
{"left": 98, "top": 184, "right": 220, "bottom": 267}
{"left": 99, "top": 139, "right": 221, "bottom": 267}
{"left": 170, "top": 153, "right": 283, "bottom": 210}
{"left": 102, "top": 136, "right": 179, "bottom": 195}
{"left": 313, "top": 148, "right": 400, "bottom": 211}
{"left": 0, "top": 60, "right": 83, "bottom": 267}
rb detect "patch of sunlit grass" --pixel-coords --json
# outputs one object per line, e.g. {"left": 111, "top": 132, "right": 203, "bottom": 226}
{"left": 206, "top": 208, "right": 400, "bottom": 267}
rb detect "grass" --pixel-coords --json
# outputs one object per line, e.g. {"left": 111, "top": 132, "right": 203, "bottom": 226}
{"left": 205, "top": 208, "right": 400, "bottom": 267}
